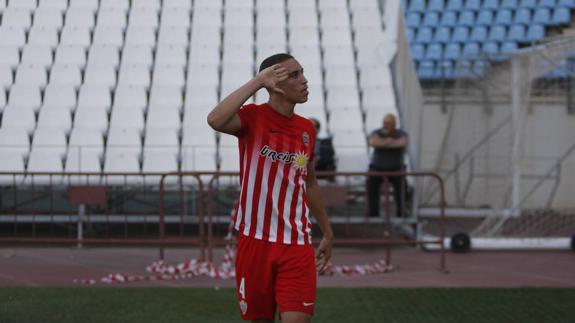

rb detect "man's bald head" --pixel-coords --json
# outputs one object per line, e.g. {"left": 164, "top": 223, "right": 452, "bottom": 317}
{"left": 383, "top": 114, "right": 397, "bottom": 134}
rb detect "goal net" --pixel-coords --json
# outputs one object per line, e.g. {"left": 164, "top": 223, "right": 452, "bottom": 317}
{"left": 422, "top": 36, "right": 575, "bottom": 249}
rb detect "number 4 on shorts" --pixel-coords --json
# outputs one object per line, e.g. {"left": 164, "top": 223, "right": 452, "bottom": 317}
{"left": 239, "top": 277, "right": 246, "bottom": 299}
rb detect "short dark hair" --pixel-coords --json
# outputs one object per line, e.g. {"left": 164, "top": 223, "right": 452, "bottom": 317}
{"left": 258, "top": 53, "right": 294, "bottom": 72}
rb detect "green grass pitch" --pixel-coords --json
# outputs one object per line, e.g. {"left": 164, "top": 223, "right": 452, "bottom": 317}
{"left": 1, "top": 288, "right": 574, "bottom": 322}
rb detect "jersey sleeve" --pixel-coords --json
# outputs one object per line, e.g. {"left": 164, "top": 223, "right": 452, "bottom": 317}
{"left": 235, "top": 104, "right": 257, "bottom": 138}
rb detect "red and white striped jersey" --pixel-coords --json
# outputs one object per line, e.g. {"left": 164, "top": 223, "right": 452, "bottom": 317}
{"left": 233, "top": 103, "right": 315, "bottom": 245}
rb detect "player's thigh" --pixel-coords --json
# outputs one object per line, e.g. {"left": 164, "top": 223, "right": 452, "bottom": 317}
{"left": 235, "top": 235, "right": 276, "bottom": 320}
{"left": 275, "top": 245, "right": 317, "bottom": 316}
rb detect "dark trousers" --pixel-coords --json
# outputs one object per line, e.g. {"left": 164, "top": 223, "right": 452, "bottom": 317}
{"left": 367, "top": 165, "right": 406, "bottom": 218}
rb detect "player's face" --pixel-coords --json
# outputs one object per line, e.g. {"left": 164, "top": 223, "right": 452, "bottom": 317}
{"left": 277, "top": 58, "right": 308, "bottom": 104}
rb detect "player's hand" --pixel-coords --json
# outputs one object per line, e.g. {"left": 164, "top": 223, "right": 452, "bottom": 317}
{"left": 258, "top": 64, "right": 288, "bottom": 95}
{"left": 316, "top": 236, "right": 333, "bottom": 273}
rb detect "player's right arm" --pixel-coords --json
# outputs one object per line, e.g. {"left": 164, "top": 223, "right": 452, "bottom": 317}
{"left": 207, "top": 64, "right": 289, "bottom": 135}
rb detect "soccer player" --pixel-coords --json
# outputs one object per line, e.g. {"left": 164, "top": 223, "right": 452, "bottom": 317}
{"left": 207, "top": 53, "right": 334, "bottom": 323}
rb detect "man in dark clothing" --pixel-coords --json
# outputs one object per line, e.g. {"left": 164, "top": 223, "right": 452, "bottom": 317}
{"left": 367, "top": 114, "right": 408, "bottom": 218}
{"left": 309, "top": 118, "right": 336, "bottom": 181}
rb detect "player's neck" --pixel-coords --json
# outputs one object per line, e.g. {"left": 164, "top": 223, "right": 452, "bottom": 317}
{"left": 267, "top": 97, "right": 295, "bottom": 118}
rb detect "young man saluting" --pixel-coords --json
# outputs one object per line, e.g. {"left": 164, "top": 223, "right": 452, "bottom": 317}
{"left": 207, "top": 53, "right": 334, "bottom": 323}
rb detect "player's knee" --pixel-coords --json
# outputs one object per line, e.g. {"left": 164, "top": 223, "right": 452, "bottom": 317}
{"left": 280, "top": 311, "right": 312, "bottom": 323}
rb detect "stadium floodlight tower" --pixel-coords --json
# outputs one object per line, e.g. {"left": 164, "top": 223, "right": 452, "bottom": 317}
{"left": 422, "top": 35, "right": 575, "bottom": 251}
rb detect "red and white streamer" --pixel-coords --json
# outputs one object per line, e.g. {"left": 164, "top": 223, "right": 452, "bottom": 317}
{"left": 74, "top": 205, "right": 393, "bottom": 285}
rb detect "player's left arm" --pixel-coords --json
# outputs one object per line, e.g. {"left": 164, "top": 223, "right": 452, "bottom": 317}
{"left": 306, "top": 163, "right": 334, "bottom": 273}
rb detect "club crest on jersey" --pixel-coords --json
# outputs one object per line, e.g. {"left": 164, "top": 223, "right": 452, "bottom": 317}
{"left": 302, "top": 132, "right": 310, "bottom": 146}
{"left": 239, "top": 300, "right": 248, "bottom": 315}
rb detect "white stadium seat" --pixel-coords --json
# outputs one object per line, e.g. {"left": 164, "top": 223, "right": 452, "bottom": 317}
{"left": 256, "top": 26, "right": 286, "bottom": 48}
{"left": 325, "top": 86, "right": 360, "bottom": 111}
{"left": 187, "top": 63, "right": 220, "bottom": 86}
{"left": 256, "top": 8, "right": 286, "bottom": 28}
{"left": 0, "top": 27, "right": 27, "bottom": 48}
{"left": 182, "top": 126, "right": 216, "bottom": 146}
{"left": 92, "top": 25, "right": 125, "bottom": 49}
{"left": 132, "top": 0, "right": 161, "bottom": 11}
{"left": 73, "top": 107, "right": 109, "bottom": 134}
{"left": 100, "top": 0, "right": 130, "bottom": 11}
{"left": 36, "top": 106, "right": 73, "bottom": 132}
{"left": 43, "top": 84, "right": 77, "bottom": 112}
{"left": 288, "top": 26, "right": 320, "bottom": 47}
{"left": 152, "top": 65, "right": 185, "bottom": 89}
{"left": 77, "top": 85, "right": 112, "bottom": 112}
{"left": 113, "top": 85, "right": 148, "bottom": 113}
{"left": 109, "top": 106, "right": 145, "bottom": 132}
{"left": 26, "top": 149, "right": 65, "bottom": 184}
{"left": 87, "top": 44, "right": 121, "bottom": 67}
{"left": 194, "top": 0, "right": 223, "bottom": 10}
{"left": 7, "top": 84, "right": 42, "bottom": 112}
{"left": 2, "top": 8, "right": 32, "bottom": 30}
{"left": 322, "top": 27, "right": 353, "bottom": 47}
{"left": 287, "top": 0, "right": 317, "bottom": 11}
{"left": 118, "top": 64, "right": 151, "bottom": 88}
{"left": 155, "top": 44, "right": 187, "bottom": 67}
{"left": 31, "top": 127, "right": 68, "bottom": 158}
{"left": 324, "top": 66, "right": 358, "bottom": 88}
{"left": 121, "top": 45, "right": 154, "bottom": 68}
{"left": 83, "top": 64, "right": 117, "bottom": 90}
{"left": 68, "top": 128, "right": 104, "bottom": 157}
{"left": 125, "top": 25, "right": 157, "bottom": 48}
{"left": 69, "top": 0, "right": 99, "bottom": 12}
{"left": 181, "top": 146, "right": 217, "bottom": 172}
{"left": 9, "top": 0, "right": 37, "bottom": 12}
{"left": 323, "top": 45, "right": 355, "bottom": 67}
{"left": 226, "top": 0, "right": 253, "bottom": 9}
{"left": 106, "top": 127, "right": 142, "bottom": 155}
{"left": 190, "top": 25, "right": 221, "bottom": 47}
{"left": 144, "top": 128, "right": 179, "bottom": 156}
{"left": 128, "top": 8, "right": 159, "bottom": 28}
{"left": 257, "top": 0, "right": 285, "bottom": 10}
{"left": 0, "top": 45, "right": 20, "bottom": 69}
{"left": 54, "top": 45, "right": 87, "bottom": 69}
{"left": 27, "top": 26, "right": 59, "bottom": 49}
{"left": 318, "top": 0, "right": 347, "bottom": 10}
{"left": 149, "top": 85, "right": 183, "bottom": 112}
{"left": 184, "top": 85, "right": 219, "bottom": 110}
{"left": 65, "top": 149, "right": 102, "bottom": 173}
{"left": 142, "top": 150, "right": 179, "bottom": 173}
{"left": 157, "top": 26, "right": 189, "bottom": 46}
{"left": 320, "top": 8, "right": 350, "bottom": 28}
{"left": 49, "top": 64, "right": 82, "bottom": 88}
{"left": 224, "top": 26, "right": 254, "bottom": 47}
{"left": 0, "top": 65, "right": 13, "bottom": 90}
{"left": 163, "top": 0, "right": 192, "bottom": 10}
{"left": 97, "top": 8, "right": 128, "bottom": 28}
{"left": 33, "top": 8, "right": 64, "bottom": 29}
{"left": 288, "top": 9, "right": 318, "bottom": 28}
{"left": 14, "top": 64, "right": 48, "bottom": 89}
{"left": 189, "top": 44, "right": 220, "bottom": 64}
{"left": 65, "top": 8, "right": 96, "bottom": 30}
{"left": 224, "top": 7, "right": 253, "bottom": 28}
{"left": 60, "top": 26, "right": 92, "bottom": 49}
{"left": 0, "top": 127, "right": 30, "bottom": 158}
{"left": 38, "top": 0, "right": 68, "bottom": 12}
{"left": 159, "top": 8, "right": 191, "bottom": 28}
{"left": 1, "top": 106, "right": 36, "bottom": 134}
{"left": 192, "top": 8, "right": 222, "bottom": 28}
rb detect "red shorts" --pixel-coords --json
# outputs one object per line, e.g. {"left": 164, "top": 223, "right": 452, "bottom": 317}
{"left": 235, "top": 234, "right": 317, "bottom": 321}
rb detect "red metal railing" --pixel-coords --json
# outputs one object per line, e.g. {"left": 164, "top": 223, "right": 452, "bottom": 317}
{"left": 0, "top": 170, "right": 446, "bottom": 272}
